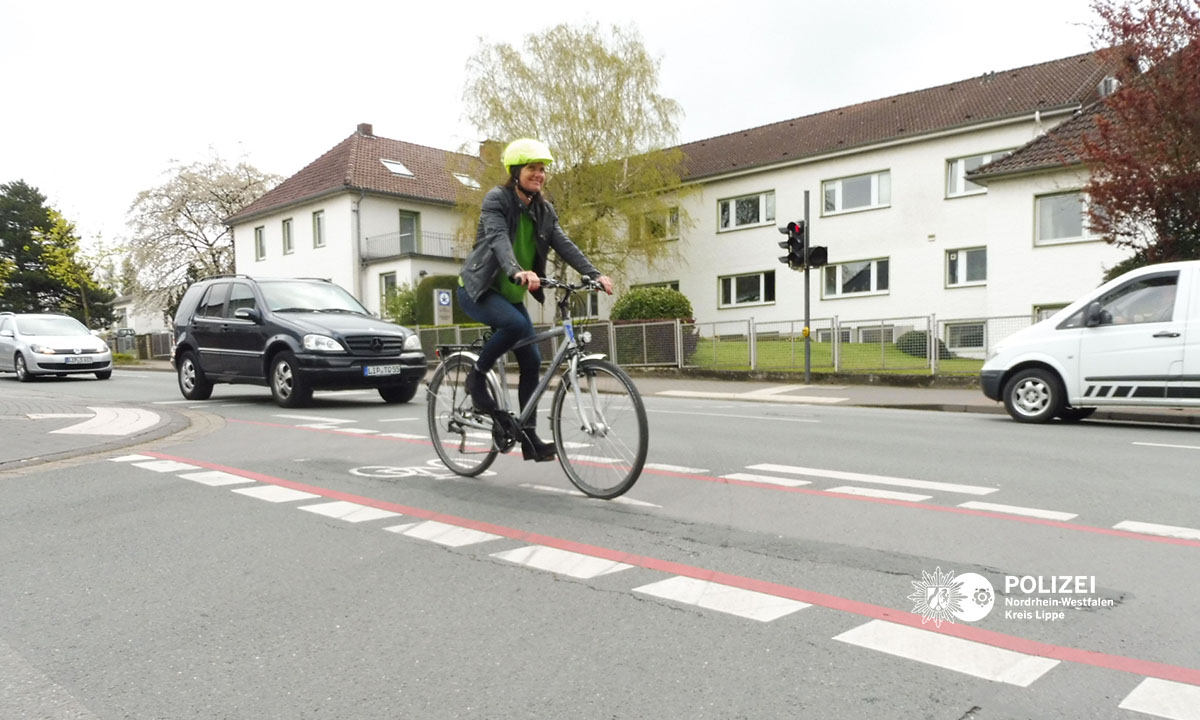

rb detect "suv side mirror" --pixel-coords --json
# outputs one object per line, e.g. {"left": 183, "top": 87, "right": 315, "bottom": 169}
{"left": 1084, "top": 301, "right": 1112, "bottom": 327}
{"left": 0, "top": 329, "right": 12, "bottom": 338}
{"left": 234, "top": 307, "right": 262, "bottom": 323}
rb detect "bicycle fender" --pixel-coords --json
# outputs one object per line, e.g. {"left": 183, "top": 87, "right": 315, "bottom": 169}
{"left": 578, "top": 353, "right": 607, "bottom": 362}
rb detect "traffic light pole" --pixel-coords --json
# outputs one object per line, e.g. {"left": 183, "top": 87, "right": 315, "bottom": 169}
{"left": 802, "top": 190, "right": 811, "bottom": 383}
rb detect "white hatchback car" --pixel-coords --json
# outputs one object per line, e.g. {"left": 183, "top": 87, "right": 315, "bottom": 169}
{"left": 0, "top": 312, "right": 113, "bottom": 381}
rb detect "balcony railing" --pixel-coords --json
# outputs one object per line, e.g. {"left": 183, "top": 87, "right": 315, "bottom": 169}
{"left": 361, "top": 230, "right": 465, "bottom": 261}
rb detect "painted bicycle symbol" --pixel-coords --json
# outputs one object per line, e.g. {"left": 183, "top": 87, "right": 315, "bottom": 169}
{"left": 350, "top": 458, "right": 496, "bottom": 479}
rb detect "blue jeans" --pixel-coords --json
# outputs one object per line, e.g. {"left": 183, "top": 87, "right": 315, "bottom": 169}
{"left": 456, "top": 287, "right": 543, "bottom": 421}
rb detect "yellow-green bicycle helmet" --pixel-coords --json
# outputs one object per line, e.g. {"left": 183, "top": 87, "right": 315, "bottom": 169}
{"left": 501, "top": 138, "right": 554, "bottom": 172}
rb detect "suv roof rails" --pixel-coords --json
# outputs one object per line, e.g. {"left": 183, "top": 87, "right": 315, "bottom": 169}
{"left": 198, "top": 273, "right": 253, "bottom": 281}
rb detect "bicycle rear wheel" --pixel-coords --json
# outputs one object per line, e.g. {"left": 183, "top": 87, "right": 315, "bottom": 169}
{"left": 426, "top": 354, "right": 498, "bottom": 476}
{"left": 550, "top": 358, "right": 648, "bottom": 499}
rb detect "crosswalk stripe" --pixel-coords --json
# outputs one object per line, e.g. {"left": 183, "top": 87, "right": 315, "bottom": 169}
{"left": 746, "top": 464, "right": 997, "bottom": 495}
{"left": 490, "top": 545, "right": 633, "bottom": 579}
{"left": 834, "top": 620, "right": 1059, "bottom": 687}
{"left": 633, "top": 576, "right": 809, "bottom": 622}
{"left": 645, "top": 463, "right": 709, "bottom": 473}
{"left": 720, "top": 472, "right": 811, "bottom": 487}
{"left": 826, "top": 486, "right": 931, "bottom": 502}
{"left": 959, "top": 501, "right": 1077, "bottom": 521}
{"left": 1113, "top": 520, "right": 1200, "bottom": 541}
{"left": 178, "top": 471, "right": 256, "bottom": 487}
{"left": 1119, "top": 678, "right": 1200, "bottom": 719}
{"left": 231, "top": 485, "right": 320, "bottom": 503}
{"left": 385, "top": 520, "right": 501, "bottom": 547}
{"left": 109, "top": 454, "right": 156, "bottom": 462}
{"left": 132, "top": 459, "right": 200, "bottom": 473}
{"left": 299, "top": 501, "right": 402, "bottom": 523}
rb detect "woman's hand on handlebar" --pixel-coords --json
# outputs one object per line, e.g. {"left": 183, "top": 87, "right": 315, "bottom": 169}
{"left": 512, "top": 270, "right": 541, "bottom": 292}
{"left": 594, "top": 275, "right": 613, "bottom": 295}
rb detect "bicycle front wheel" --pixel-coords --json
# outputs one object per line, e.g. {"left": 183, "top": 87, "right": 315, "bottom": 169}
{"left": 551, "top": 358, "right": 648, "bottom": 499}
{"left": 426, "top": 355, "right": 498, "bottom": 477}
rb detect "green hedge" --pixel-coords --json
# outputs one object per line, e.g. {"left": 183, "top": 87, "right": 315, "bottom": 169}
{"left": 413, "top": 275, "right": 474, "bottom": 325}
{"left": 610, "top": 287, "right": 693, "bottom": 321}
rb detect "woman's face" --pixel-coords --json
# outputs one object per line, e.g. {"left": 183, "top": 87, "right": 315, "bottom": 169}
{"left": 519, "top": 162, "right": 547, "bottom": 193}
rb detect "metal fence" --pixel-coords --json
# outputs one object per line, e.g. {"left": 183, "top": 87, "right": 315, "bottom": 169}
{"left": 411, "top": 312, "right": 1040, "bottom": 375}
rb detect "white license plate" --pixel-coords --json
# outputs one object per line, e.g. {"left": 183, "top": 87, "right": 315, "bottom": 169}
{"left": 363, "top": 364, "right": 402, "bottom": 377}
{"left": 64, "top": 356, "right": 91, "bottom": 365}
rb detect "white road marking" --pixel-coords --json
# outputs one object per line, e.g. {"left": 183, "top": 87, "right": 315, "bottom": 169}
{"left": 826, "top": 486, "right": 932, "bottom": 502}
{"left": 490, "top": 545, "right": 633, "bottom": 579}
{"left": 746, "top": 464, "right": 997, "bottom": 495}
{"left": 1113, "top": 520, "right": 1200, "bottom": 541}
{"left": 1119, "top": 678, "right": 1200, "bottom": 719}
{"left": 299, "top": 501, "right": 402, "bottom": 523}
{"left": 132, "top": 460, "right": 201, "bottom": 473}
{"left": 275, "top": 414, "right": 351, "bottom": 423}
{"left": 720, "top": 472, "right": 811, "bottom": 487}
{"left": 518, "top": 484, "right": 661, "bottom": 507}
{"left": 384, "top": 520, "right": 500, "bottom": 547}
{"left": 633, "top": 576, "right": 809, "bottom": 622}
{"left": 50, "top": 407, "right": 160, "bottom": 436}
{"left": 958, "top": 501, "right": 1077, "bottom": 521}
{"left": 109, "top": 454, "right": 155, "bottom": 462}
{"left": 571, "top": 454, "right": 622, "bottom": 464}
{"left": 297, "top": 424, "right": 342, "bottom": 429}
{"left": 560, "top": 441, "right": 591, "bottom": 449}
{"left": 153, "top": 400, "right": 198, "bottom": 405}
{"left": 378, "top": 417, "right": 418, "bottom": 423}
{"left": 833, "top": 620, "right": 1059, "bottom": 687}
{"left": 378, "top": 432, "right": 427, "bottom": 440}
{"left": 1133, "top": 441, "right": 1200, "bottom": 451}
{"left": 27, "top": 413, "right": 93, "bottom": 419}
{"left": 331, "top": 428, "right": 378, "bottom": 435}
{"left": 231, "top": 485, "right": 320, "bottom": 503}
{"left": 657, "top": 389, "right": 846, "bottom": 404}
{"left": 648, "top": 409, "right": 819, "bottom": 423}
{"left": 178, "top": 470, "right": 256, "bottom": 487}
{"left": 645, "top": 463, "right": 708, "bottom": 474}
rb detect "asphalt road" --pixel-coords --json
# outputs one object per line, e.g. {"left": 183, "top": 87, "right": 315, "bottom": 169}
{"left": 2, "top": 369, "right": 1199, "bottom": 719}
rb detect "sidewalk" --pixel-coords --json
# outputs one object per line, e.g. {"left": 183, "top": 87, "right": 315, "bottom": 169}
{"left": 121, "top": 359, "right": 1200, "bottom": 425}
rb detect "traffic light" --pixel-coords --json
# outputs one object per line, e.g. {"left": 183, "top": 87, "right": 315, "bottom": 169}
{"left": 778, "top": 220, "right": 806, "bottom": 269}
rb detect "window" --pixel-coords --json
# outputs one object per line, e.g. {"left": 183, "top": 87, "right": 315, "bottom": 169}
{"left": 254, "top": 226, "right": 265, "bottom": 261}
{"left": 228, "top": 283, "right": 257, "bottom": 315}
{"left": 946, "top": 323, "right": 985, "bottom": 349}
{"left": 718, "top": 271, "right": 775, "bottom": 308}
{"left": 381, "top": 159, "right": 414, "bottom": 177}
{"left": 816, "top": 328, "right": 852, "bottom": 343}
{"left": 1061, "top": 273, "right": 1179, "bottom": 328}
{"left": 1036, "top": 192, "right": 1096, "bottom": 245}
{"left": 946, "top": 151, "right": 1012, "bottom": 197}
{"left": 197, "top": 283, "right": 230, "bottom": 319}
{"left": 453, "top": 173, "right": 480, "bottom": 189}
{"left": 947, "top": 247, "right": 986, "bottom": 286}
{"left": 823, "top": 259, "right": 889, "bottom": 298}
{"left": 379, "top": 272, "right": 397, "bottom": 311}
{"left": 858, "top": 326, "right": 895, "bottom": 344}
{"left": 633, "top": 281, "right": 680, "bottom": 292}
{"left": 823, "top": 171, "right": 890, "bottom": 214}
{"left": 1034, "top": 303, "right": 1069, "bottom": 322}
{"left": 399, "top": 211, "right": 418, "bottom": 253}
{"left": 282, "top": 218, "right": 294, "bottom": 254}
{"left": 312, "top": 210, "right": 325, "bottom": 248}
{"left": 645, "top": 207, "right": 680, "bottom": 241}
{"left": 718, "top": 191, "right": 774, "bottom": 231}
{"left": 114, "top": 308, "right": 128, "bottom": 327}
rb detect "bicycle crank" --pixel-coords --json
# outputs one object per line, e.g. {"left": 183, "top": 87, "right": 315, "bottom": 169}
{"left": 489, "top": 411, "right": 522, "bottom": 453}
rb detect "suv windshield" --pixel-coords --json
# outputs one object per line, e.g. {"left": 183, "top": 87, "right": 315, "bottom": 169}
{"left": 16, "top": 316, "right": 89, "bottom": 335}
{"left": 258, "top": 281, "right": 368, "bottom": 314}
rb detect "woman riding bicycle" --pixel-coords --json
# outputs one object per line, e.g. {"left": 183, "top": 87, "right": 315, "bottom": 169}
{"left": 457, "top": 137, "right": 613, "bottom": 463}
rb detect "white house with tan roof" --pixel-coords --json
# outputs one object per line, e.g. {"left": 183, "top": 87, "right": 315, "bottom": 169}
{"left": 226, "top": 52, "right": 1129, "bottom": 355}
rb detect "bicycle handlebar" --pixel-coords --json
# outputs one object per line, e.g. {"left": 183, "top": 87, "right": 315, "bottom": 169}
{"left": 536, "top": 277, "right": 602, "bottom": 292}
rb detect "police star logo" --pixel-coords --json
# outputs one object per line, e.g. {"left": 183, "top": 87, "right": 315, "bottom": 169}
{"left": 908, "top": 566, "right": 966, "bottom": 628}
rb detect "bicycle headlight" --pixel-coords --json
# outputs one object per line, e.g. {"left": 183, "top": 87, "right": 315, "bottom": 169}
{"left": 579, "top": 330, "right": 592, "bottom": 344}
{"left": 303, "top": 334, "right": 344, "bottom": 352}
{"left": 403, "top": 334, "right": 422, "bottom": 351}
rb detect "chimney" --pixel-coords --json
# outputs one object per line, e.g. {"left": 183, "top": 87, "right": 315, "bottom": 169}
{"left": 357, "top": 123, "right": 374, "bottom": 137}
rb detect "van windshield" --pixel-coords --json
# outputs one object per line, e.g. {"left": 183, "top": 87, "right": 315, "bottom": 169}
{"left": 258, "top": 281, "right": 368, "bottom": 314}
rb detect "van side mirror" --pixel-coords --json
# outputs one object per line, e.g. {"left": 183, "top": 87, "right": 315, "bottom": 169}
{"left": 0, "top": 329, "right": 12, "bottom": 339}
{"left": 1084, "top": 301, "right": 1112, "bottom": 327}
{"left": 234, "top": 307, "right": 262, "bottom": 323}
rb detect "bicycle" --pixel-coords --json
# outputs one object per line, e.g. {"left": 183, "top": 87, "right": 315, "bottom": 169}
{"left": 425, "top": 277, "right": 649, "bottom": 499}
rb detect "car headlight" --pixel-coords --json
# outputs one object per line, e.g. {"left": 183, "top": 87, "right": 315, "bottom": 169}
{"left": 403, "top": 334, "right": 422, "bottom": 351}
{"left": 29, "top": 343, "right": 54, "bottom": 354}
{"left": 303, "top": 334, "right": 344, "bottom": 352}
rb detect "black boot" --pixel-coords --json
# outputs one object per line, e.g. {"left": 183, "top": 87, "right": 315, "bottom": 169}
{"left": 521, "top": 428, "right": 556, "bottom": 462}
{"left": 465, "top": 365, "right": 496, "bottom": 412}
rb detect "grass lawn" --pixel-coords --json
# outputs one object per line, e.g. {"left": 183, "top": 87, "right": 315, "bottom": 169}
{"left": 686, "top": 338, "right": 984, "bottom": 375}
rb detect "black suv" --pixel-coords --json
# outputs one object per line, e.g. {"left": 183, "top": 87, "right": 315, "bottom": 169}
{"left": 171, "top": 275, "right": 426, "bottom": 408}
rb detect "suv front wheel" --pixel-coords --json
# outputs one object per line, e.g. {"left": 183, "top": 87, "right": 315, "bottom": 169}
{"left": 177, "top": 351, "right": 213, "bottom": 400}
{"left": 270, "top": 351, "right": 313, "bottom": 408}
{"left": 379, "top": 381, "right": 419, "bottom": 404}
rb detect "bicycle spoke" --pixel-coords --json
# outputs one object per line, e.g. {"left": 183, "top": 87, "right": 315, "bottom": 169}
{"left": 427, "top": 355, "right": 498, "bottom": 476}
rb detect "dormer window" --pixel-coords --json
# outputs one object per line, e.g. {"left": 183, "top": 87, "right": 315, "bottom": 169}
{"left": 381, "top": 159, "right": 414, "bottom": 177}
{"left": 1098, "top": 76, "right": 1120, "bottom": 97}
{"left": 453, "top": 173, "right": 480, "bottom": 189}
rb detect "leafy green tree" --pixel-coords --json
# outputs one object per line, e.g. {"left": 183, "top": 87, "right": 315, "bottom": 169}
{"left": 0, "top": 180, "right": 114, "bottom": 326}
{"left": 1086, "top": 0, "right": 1200, "bottom": 279}
{"left": 126, "top": 152, "right": 279, "bottom": 310}
{"left": 382, "top": 282, "right": 418, "bottom": 325}
{"left": 460, "top": 23, "right": 690, "bottom": 281}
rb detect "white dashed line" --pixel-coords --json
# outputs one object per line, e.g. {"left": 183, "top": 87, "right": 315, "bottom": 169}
{"left": 1133, "top": 441, "right": 1200, "bottom": 451}
{"left": 833, "top": 620, "right": 1059, "bottom": 687}
{"left": 958, "top": 501, "right": 1077, "bottom": 521}
{"left": 384, "top": 520, "right": 500, "bottom": 547}
{"left": 1113, "top": 520, "right": 1200, "bottom": 541}
{"left": 377, "top": 432, "right": 427, "bottom": 440}
{"left": 720, "top": 472, "right": 811, "bottom": 487}
{"left": 178, "top": 471, "right": 256, "bottom": 487}
{"left": 746, "top": 464, "right": 997, "bottom": 495}
{"left": 1119, "top": 678, "right": 1200, "bottom": 719}
{"left": 231, "top": 486, "right": 321, "bottom": 503}
{"left": 110, "top": 454, "right": 156, "bottom": 462}
{"left": 826, "top": 486, "right": 932, "bottom": 502}
{"left": 644, "top": 463, "right": 708, "bottom": 474}
{"left": 299, "top": 501, "right": 402, "bottom": 523}
{"left": 275, "top": 414, "right": 351, "bottom": 424}
{"left": 571, "top": 454, "right": 622, "bottom": 464}
{"left": 490, "top": 545, "right": 633, "bottom": 579}
{"left": 518, "top": 484, "right": 661, "bottom": 507}
{"left": 132, "top": 459, "right": 201, "bottom": 473}
{"left": 633, "top": 576, "right": 810, "bottom": 622}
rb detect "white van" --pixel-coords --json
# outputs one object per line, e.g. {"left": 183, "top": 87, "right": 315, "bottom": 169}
{"left": 981, "top": 260, "right": 1200, "bottom": 423}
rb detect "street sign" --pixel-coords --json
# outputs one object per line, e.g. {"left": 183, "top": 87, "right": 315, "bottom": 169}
{"left": 434, "top": 289, "right": 453, "bottom": 326}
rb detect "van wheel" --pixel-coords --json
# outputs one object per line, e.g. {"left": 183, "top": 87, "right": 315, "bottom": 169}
{"left": 178, "top": 351, "right": 213, "bottom": 400}
{"left": 1057, "top": 406, "right": 1096, "bottom": 422}
{"left": 1002, "top": 368, "right": 1064, "bottom": 423}
{"left": 270, "top": 351, "right": 312, "bottom": 408}
{"left": 378, "top": 381, "right": 418, "bottom": 404}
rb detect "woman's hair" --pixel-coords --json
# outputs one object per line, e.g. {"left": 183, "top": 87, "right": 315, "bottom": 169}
{"left": 503, "top": 164, "right": 523, "bottom": 189}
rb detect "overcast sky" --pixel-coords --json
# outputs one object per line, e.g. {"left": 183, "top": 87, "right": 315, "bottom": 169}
{"left": 1, "top": 0, "right": 1101, "bottom": 246}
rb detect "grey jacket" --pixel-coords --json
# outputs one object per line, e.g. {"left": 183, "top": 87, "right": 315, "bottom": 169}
{"left": 460, "top": 185, "right": 601, "bottom": 304}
